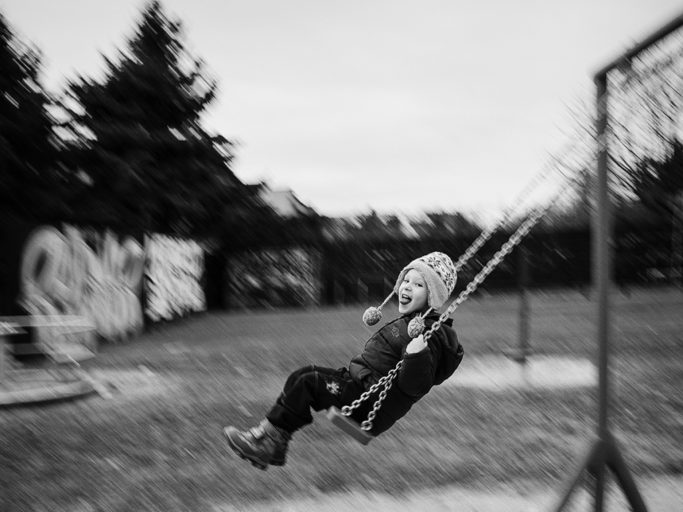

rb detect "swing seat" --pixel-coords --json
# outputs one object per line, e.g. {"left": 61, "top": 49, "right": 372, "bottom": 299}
{"left": 326, "top": 406, "right": 374, "bottom": 445}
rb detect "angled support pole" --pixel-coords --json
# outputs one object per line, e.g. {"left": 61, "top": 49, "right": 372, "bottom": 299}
{"left": 552, "top": 434, "right": 647, "bottom": 512}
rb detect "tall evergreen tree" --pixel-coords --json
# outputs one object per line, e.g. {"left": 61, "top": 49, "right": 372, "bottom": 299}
{"left": 632, "top": 139, "right": 683, "bottom": 281}
{"left": 632, "top": 140, "right": 683, "bottom": 221}
{"left": 61, "top": 1, "right": 258, "bottom": 236}
{"left": 0, "top": 13, "right": 61, "bottom": 222}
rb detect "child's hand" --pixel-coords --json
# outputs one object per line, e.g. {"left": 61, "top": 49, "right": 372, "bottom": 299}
{"left": 405, "top": 334, "right": 427, "bottom": 354}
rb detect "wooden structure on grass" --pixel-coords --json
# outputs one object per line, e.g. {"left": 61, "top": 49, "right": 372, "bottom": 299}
{"left": 0, "top": 316, "right": 99, "bottom": 406}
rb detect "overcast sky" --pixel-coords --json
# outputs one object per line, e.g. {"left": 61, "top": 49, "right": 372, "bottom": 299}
{"left": 3, "top": 0, "right": 683, "bottom": 220}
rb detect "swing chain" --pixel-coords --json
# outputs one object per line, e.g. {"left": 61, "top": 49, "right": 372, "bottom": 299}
{"left": 341, "top": 360, "right": 403, "bottom": 421}
{"left": 454, "top": 170, "right": 546, "bottom": 272}
{"left": 422, "top": 201, "right": 550, "bottom": 343}
{"left": 453, "top": 149, "right": 576, "bottom": 273}
{"left": 361, "top": 360, "right": 402, "bottom": 431}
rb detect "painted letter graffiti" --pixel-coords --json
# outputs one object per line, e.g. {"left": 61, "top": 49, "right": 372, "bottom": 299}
{"left": 19, "top": 226, "right": 145, "bottom": 342}
{"left": 144, "top": 234, "right": 206, "bottom": 322}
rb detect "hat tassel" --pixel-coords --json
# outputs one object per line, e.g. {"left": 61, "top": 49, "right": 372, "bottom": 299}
{"left": 407, "top": 308, "right": 432, "bottom": 338}
{"left": 362, "top": 291, "right": 394, "bottom": 326}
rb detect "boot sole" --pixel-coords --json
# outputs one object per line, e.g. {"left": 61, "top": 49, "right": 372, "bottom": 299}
{"left": 223, "top": 427, "right": 283, "bottom": 470}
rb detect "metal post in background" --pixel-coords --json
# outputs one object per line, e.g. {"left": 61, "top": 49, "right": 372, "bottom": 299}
{"left": 595, "top": 71, "right": 611, "bottom": 451}
{"left": 506, "top": 244, "right": 532, "bottom": 364}
{"left": 517, "top": 244, "right": 531, "bottom": 364}
{"left": 593, "top": 72, "right": 610, "bottom": 512}
{"left": 672, "top": 191, "right": 683, "bottom": 289}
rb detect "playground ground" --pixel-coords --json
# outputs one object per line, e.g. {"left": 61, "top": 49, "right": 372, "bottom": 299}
{"left": 1, "top": 286, "right": 682, "bottom": 511}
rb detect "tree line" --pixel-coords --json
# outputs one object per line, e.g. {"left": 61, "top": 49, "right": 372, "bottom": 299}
{"left": 1, "top": 1, "right": 682, "bottom": 273}
{"left": 0, "top": 1, "right": 291, "bottom": 245}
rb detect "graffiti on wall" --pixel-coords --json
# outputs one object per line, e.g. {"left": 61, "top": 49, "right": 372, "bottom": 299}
{"left": 226, "top": 247, "right": 320, "bottom": 309}
{"left": 19, "top": 226, "right": 145, "bottom": 343}
{"left": 144, "top": 234, "right": 206, "bottom": 322}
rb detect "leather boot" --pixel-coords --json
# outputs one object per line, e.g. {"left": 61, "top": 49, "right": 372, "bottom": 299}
{"left": 223, "top": 420, "right": 291, "bottom": 470}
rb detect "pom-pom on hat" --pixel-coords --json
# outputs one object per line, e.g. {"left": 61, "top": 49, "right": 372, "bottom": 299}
{"left": 393, "top": 251, "right": 457, "bottom": 310}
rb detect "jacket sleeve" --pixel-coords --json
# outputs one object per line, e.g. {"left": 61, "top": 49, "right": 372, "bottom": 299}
{"left": 395, "top": 335, "right": 441, "bottom": 398}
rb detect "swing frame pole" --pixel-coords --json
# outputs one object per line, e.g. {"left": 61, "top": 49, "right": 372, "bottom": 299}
{"left": 551, "top": 11, "right": 683, "bottom": 511}
{"left": 552, "top": 63, "right": 646, "bottom": 512}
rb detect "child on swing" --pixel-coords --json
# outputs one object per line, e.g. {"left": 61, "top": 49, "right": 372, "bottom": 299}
{"left": 224, "top": 251, "right": 464, "bottom": 469}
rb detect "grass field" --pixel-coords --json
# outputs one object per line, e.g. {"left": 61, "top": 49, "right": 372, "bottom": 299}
{"left": 1, "top": 286, "right": 682, "bottom": 511}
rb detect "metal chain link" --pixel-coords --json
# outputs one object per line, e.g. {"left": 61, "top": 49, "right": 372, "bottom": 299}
{"left": 454, "top": 166, "right": 548, "bottom": 271}
{"left": 360, "top": 359, "right": 402, "bottom": 430}
{"left": 426, "top": 203, "right": 550, "bottom": 339}
{"left": 341, "top": 360, "right": 403, "bottom": 417}
{"left": 453, "top": 145, "right": 578, "bottom": 272}
{"left": 341, "top": 184, "right": 572, "bottom": 431}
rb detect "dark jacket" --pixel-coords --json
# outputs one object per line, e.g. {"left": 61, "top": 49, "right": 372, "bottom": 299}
{"left": 348, "top": 311, "right": 463, "bottom": 435}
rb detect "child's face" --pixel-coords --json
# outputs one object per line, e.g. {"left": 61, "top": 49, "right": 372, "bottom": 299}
{"left": 397, "top": 268, "right": 429, "bottom": 315}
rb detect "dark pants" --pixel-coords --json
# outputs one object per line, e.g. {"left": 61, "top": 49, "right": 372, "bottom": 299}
{"left": 266, "top": 365, "right": 365, "bottom": 433}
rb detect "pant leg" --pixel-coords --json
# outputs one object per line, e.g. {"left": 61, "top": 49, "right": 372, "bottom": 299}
{"left": 266, "top": 365, "right": 363, "bottom": 433}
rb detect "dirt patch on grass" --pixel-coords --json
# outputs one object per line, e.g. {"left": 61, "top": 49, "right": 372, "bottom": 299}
{"left": 210, "top": 476, "right": 683, "bottom": 512}
{"left": 446, "top": 355, "right": 596, "bottom": 390}
{"left": 89, "top": 366, "right": 179, "bottom": 399}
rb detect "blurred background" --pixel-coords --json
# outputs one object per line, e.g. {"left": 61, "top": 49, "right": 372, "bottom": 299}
{"left": 0, "top": 0, "right": 681, "bottom": 336}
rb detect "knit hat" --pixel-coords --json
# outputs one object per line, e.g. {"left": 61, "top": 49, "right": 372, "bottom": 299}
{"left": 362, "top": 251, "right": 457, "bottom": 337}
{"left": 393, "top": 252, "right": 457, "bottom": 310}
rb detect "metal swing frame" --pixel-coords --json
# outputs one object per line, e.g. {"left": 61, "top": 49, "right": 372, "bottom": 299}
{"left": 551, "top": 10, "right": 683, "bottom": 512}
{"left": 328, "top": 176, "right": 575, "bottom": 444}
